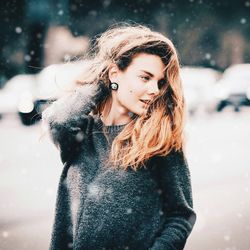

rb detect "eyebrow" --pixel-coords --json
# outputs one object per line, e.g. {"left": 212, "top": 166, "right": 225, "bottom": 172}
{"left": 140, "top": 70, "right": 165, "bottom": 80}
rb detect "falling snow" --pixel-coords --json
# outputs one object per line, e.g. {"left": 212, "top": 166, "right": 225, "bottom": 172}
{"left": 88, "top": 184, "right": 104, "bottom": 199}
{"left": 67, "top": 242, "right": 73, "bottom": 248}
{"left": 1, "top": 1, "right": 250, "bottom": 249}
{"left": 24, "top": 55, "right": 31, "bottom": 62}
{"left": 58, "top": 10, "right": 64, "bottom": 16}
{"left": 75, "top": 131, "right": 84, "bottom": 142}
{"left": 240, "top": 18, "right": 247, "bottom": 24}
{"left": 15, "top": 27, "right": 22, "bottom": 34}
{"left": 2, "top": 231, "right": 9, "bottom": 238}
{"left": 103, "top": 0, "right": 111, "bottom": 8}
{"left": 245, "top": 1, "right": 250, "bottom": 7}
{"left": 157, "top": 189, "right": 162, "bottom": 195}
{"left": 224, "top": 234, "right": 231, "bottom": 241}
{"left": 126, "top": 208, "right": 132, "bottom": 214}
{"left": 205, "top": 53, "right": 211, "bottom": 60}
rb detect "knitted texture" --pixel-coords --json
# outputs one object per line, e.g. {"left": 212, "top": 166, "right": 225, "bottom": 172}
{"left": 42, "top": 83, "right": 196, "bottom": 250}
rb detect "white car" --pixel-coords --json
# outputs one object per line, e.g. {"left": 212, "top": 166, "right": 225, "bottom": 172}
{"left": 214, "top": 64, "right": 250, "bottom": 112}
{"left": 180, "top": 66, "right": 222, "bottom": 115}
{"left": 0, "top": 61, "right": 87, "bottom": 125}
{"left": 0, "top": 74, "right": 36, "bottom": 116}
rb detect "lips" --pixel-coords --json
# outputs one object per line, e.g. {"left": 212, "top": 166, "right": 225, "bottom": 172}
{"left": 140, "top": 99, "right": 150, "bottom": 105}
{"left": 140, "top": 99, "right": 150, "bottom": 104}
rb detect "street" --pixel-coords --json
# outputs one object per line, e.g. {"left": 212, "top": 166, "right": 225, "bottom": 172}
{"left": 0, "top": 109, "right": 250, "bottom": 250}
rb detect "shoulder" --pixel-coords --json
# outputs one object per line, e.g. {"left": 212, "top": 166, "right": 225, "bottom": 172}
{"left": 154, "top": 149, "right": 186, "bottom": 165}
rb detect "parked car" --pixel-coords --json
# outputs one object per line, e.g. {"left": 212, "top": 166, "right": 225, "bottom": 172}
{"left": 0, "top": 74, "right": 37, "bottom": 124}
{"left": 214, "top": 64, "right": 250, "bottom": 112}
{"left": 180, "top": 66, "right": 222, "bottom": 115}
{"left": 0, "top": 61, "right": 86, "bottom": 125}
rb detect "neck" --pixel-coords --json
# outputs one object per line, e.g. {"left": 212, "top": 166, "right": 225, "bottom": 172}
{"left": 100, "top": 96, "right": 132, "bottom": 126}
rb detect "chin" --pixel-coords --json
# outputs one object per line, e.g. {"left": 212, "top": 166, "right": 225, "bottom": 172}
{"left": 132, "top": 107, "right": 147, "bottom": 116}
{"left": 126, "top": 103, "right": 148, "bottom": 116}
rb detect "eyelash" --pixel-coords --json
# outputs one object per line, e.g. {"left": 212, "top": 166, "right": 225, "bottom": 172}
{"left": 140, "top": 75, "right": 166, "bottom": 88}
{"left": 140, "top": 75, "right": 150, "bottom": 81}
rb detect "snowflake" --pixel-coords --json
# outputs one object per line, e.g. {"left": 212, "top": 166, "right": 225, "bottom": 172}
{"left": 103, "top": 0, "right": 111, "bottom": 8}
{"left": 157, "top": 189, "right": 162, "bottom": 194}
{"left": 75, "top": 131, "right": 84, "bottom": 142}
{"left": 67, "top": 242, "right": 73, "bottom": 248}
{"left": 205, "top": 53, "right": 211, "bottom": 60}
{"left": 58, "top": 10, "right": 64, "bottom": 16}
{"left": 210, "top": 60, "right": 216, "bottom": 66}
{"left": 223, "top": 234, "right": 230, "bottom": 241}
{"left": 24, "top": 55, "right": 31, "bottom": 62}
{"left": 88, "top": 184, "right": 104, "bottom": 200}
{"left": 126, "top": 208, "right": 132, "bottom": 214}
{"left": 245, "top": 1, "right": 250, "bottom": 7}
{"left": 89, "top": 10, "right": 97, "bottom": 16}
{"left": 15, "top": 27, "right": 22, "bottom": 34}
{"left": 2, "top": 231, "right": 9, "bottom": 238}
{"left": 240, "top": 18, "right": 247, "bottom": 24}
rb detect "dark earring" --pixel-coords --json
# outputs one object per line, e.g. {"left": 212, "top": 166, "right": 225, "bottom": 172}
{"left": 109, "top": 82, "right": 119, "bottom": 90}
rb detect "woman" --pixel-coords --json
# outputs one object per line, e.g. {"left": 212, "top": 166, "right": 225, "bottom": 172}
{"left": 42, "top": 23, "right": 196, "bottom": 250}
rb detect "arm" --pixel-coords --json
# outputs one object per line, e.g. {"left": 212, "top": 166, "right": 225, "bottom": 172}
{"left": 150, "top": 150, "right": 196, "bottom": 250}
{"left": 42, "top": 81, "right": 110, "bottom": 164}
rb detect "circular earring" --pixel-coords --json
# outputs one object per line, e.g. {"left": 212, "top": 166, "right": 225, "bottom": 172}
{"left": 109, "top": 82, "right": 119, "bottom": 90}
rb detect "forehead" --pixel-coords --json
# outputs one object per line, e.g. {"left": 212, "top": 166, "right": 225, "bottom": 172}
{"left": 127, "top": 53, "right": 166, "bottom": 76}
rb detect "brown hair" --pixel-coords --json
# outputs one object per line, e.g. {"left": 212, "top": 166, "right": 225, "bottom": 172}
{"left": 75, "top": 22, "right": 187, "bottom": 171}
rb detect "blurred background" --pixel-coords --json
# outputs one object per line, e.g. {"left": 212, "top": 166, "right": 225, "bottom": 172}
{"left": 0, "top": 0, "right": 250, "bottom": 249}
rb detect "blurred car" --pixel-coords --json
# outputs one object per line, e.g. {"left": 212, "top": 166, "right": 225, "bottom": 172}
{"left": 0, "top": 61, "right": 86, "bottom": 125}
{"left": 180, "top": 66, "right": 222, "bottom": 115}
{"left": 0, "top": 74, "right": 37, "bottom": 124}
{"left": 214, "top": 64, "right": 250, "bottom": 112}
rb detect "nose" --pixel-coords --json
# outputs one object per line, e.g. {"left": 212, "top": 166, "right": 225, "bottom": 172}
{"left": 147, "top": 80, "right": 160, "bottom": 96}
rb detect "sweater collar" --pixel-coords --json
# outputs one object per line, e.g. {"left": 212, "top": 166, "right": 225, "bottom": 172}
{"left": 93, "top": 115, "right": 132, "bottom": 133}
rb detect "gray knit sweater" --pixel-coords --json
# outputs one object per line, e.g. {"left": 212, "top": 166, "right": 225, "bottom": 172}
{"left": 42, "top": 83, "right": 196, "bottom": 250}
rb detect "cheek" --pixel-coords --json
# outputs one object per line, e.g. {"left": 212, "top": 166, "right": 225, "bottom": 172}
{"left": 117, "top": 88, "right": 135, "bottom": 104}
{"left": 117, "top": 76, "right": 145, "bottom": 106}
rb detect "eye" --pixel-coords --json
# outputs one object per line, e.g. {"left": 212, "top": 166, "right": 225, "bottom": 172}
{"left": 139, "top": 75, "right": 150, "bottom": 82}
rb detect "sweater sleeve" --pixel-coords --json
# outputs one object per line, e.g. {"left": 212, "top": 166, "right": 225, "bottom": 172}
{"left": 149, "top": 150, "right": 196, "bottom": 250}
{"left": 41, "top": 81, "right": 110, "bottom": 164}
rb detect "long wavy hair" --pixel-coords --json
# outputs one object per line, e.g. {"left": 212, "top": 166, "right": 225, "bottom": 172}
{"left": 74, "top": 23, "right": 187, "bottom": 171}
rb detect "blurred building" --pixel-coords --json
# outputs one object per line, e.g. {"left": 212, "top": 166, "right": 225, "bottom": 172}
{"left": 1, "top": 0, "right": 250, "bottom": 87}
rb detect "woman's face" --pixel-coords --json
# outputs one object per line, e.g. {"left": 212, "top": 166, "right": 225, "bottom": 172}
{"left": 109, "top": 53, "right": 166, "bottom": 116}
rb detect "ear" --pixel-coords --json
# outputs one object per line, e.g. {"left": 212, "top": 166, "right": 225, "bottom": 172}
{"left": 108, "top": 63, "right": 120, "bottom": 83}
